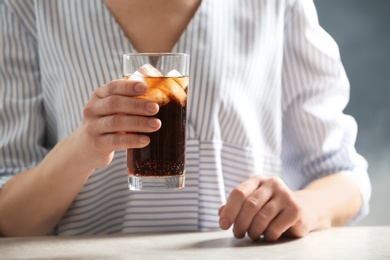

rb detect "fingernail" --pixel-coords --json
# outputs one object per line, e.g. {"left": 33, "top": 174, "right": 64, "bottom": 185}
{"left": 146, "top": 102, "right": 158, "bottom": 113}
{"left": 134, "top": 83, "right": 146, "bottom": 93}
{"left": 219, "top": 218, "right": 230, "bottom": 230}
{"left": 139, "top": 136, "right": 149, "bottom": 144}
{"left": 148, "top": 119, "right": 160, "bottom": 128}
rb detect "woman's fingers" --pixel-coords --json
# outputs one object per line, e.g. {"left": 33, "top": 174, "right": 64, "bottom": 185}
{"left": 79, "top": 79, "right": 162, "bottom": 156}
{"left": 219, "top": 176, "right": 262, "bottom": 230}
{"left": 256, "top": 181, "right": 302, "bottom": 241}
{"left": 261, "top": 204, "right": 302, "bottom": 242}
{"left": 83, "top": 79, "right": 161, "bottom": 137}
{"left": 82, "top": 105, "right": 161, "bottom": 152}
{"left": 98, "top": 114, "right": 161, "bottom": 134}
{"left": 94, "top": 79, "right": 146, "bottom": 98}
{"left": 249, "top": 201, "right": 281, "bottom": 240}
{"left": 88, "top": 79, "right": 159, "bottom": 117}
{"left": 219, "top": 176, "right": 305, "bottom": 242}
{"left": 86, "top": 94, "right": 159, "bottom": 117}
{"left": 230, "top": 177, "right": 284, "bottom": 239}
{"left": 231, "top": 186, "right": 273, "bottom": 239}
{"left": 99, "top": 132, "right": 151, "bottom": 150}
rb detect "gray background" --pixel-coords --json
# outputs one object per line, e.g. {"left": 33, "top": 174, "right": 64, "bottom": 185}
{"left": 314, "top": 0, "right": 390, "bottom": 225}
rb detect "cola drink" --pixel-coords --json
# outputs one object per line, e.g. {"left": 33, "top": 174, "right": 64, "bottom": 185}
{"left": 126, "top": 76, "right": 187, "bottom": 178}
{"left": 122, "top": 54, "right": 189, "bottom": 191}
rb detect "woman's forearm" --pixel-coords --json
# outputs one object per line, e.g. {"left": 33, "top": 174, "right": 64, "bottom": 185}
{"left": 0, "top": 129, "right": 95, "bottom": 237}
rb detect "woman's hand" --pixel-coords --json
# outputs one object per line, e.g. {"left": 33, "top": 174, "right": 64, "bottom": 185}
{"left": 77, "top": 79, "right": 161, "bottom": 168}
{"left": 0, "top": 79, "right": 163, "bottom": 237}
{"left": 218, "top": 175, "right": 315, "bottom": 242}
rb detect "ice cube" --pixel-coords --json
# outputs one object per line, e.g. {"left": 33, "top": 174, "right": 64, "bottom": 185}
{"left": 160, "top": 78, "right": 187, "bottom": 107}
{"left": 127, "top": 71, "right": 144, "bottom": 82}
{"left": 127, "top": 65, "right": 186, "bottom": 107}
{"left": 138, "top": 87, "right": 170, "bottom": 106}
{"left": 126, "top": 64, "right": 169, "bottom": 105}
{"left": 127, "top": 64, "right": 162, "bottom": 82}
{"left": 137, "top": 64, "right": 163, "bottom": 77}
{"left": 165, "top": 69, "right": 182, "bottom": 77}
{"left": 166, "top": 70, "right": 188, "bottom": 90}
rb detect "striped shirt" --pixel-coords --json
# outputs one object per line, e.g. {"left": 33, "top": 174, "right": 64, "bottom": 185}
{"left": 0, "top": 0, "right": 371, "bottom": 235}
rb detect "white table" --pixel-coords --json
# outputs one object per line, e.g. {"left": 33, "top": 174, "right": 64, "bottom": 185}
{"left": 1, "top": 226, "right": 389, "bottom": 260}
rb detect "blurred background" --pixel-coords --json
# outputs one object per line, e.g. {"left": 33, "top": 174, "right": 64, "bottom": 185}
{"left": 315, "top": 0, "right": 390, "bottom": 225}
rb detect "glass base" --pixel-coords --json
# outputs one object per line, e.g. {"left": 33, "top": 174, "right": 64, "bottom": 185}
{"left": 128, "top": 174, "right": 185, "bottom": 191}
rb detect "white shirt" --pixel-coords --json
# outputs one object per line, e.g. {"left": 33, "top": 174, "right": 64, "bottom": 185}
{"left": 0, "top": 0, "right": 371, "bottom": 235}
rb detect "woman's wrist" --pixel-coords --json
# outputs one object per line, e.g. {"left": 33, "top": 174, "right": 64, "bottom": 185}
{"left": 294, "top": 173, "right": 362, "bottom": 232}
{"left": 38, "top": 128, "right": 98, "bottom": 180}
{"left": 294, "top": 189, "right": 332, "bottom": 232}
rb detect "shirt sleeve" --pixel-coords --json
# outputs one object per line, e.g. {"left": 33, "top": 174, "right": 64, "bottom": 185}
{"left": 281, "top": 0, "right": 371, "bottom": 223}
{"left": 0, "top": 1, "right": 49, "bottom": 188}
